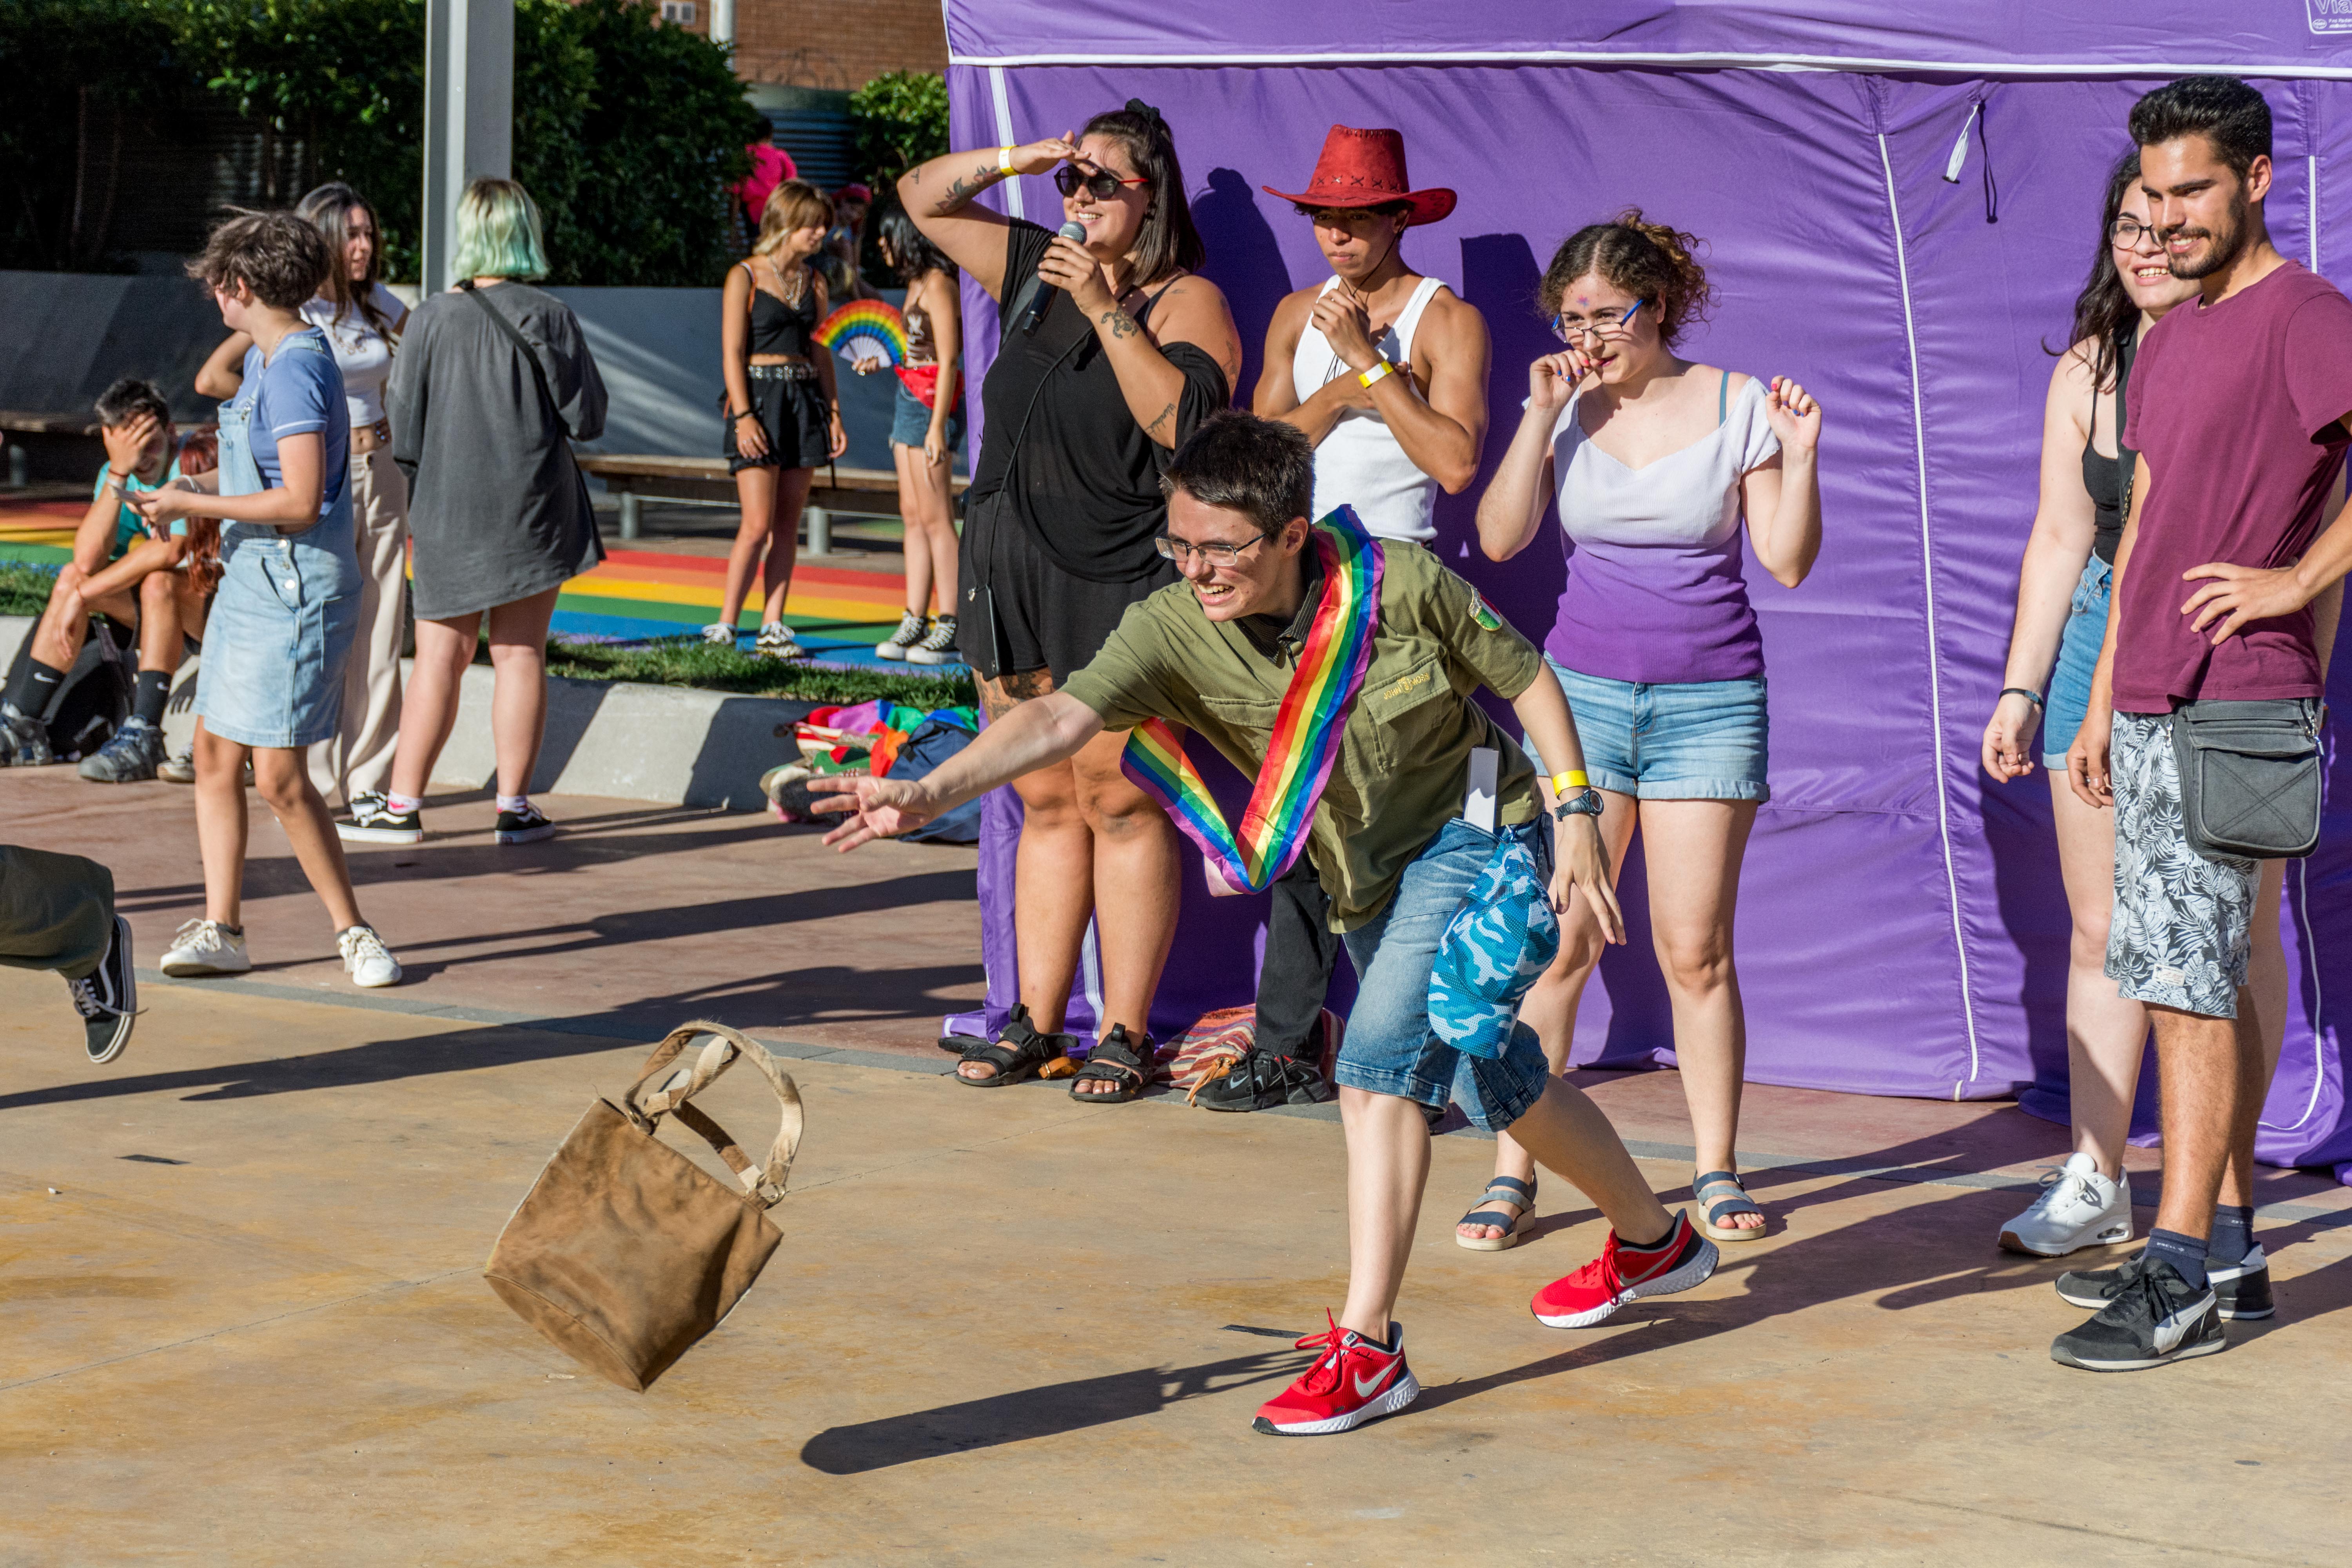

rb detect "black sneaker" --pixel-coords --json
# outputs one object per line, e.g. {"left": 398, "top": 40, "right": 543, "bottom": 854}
{"left": 494, "top": 802, "right": 556, "bottom": 844}
{"left": 0, "top": 704, "right": 55, "bottom": 767}
{"left": 2050, "top": 1255, "right": 2225, "bottom": 1372}
{"left": 77, "top": 716, "right": 166, "bottom": 782}
{"left": 340, "top": 797, "right": 423, "bottom": 844}
{"left": 68, "top": 914, "right": 137, "bottom": 1065}
{"left": 2058, "top": 1246, "right": 2272, "bottom": 1321}
{"left": 1193, "top": 1047, "right": 1337, "bottom": 1112}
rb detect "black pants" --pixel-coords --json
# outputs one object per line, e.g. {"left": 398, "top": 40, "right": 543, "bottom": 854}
{"left": 1254, "top": 855, "right": 1338, "bottom": 1058}
{"left": 0, "top": 844, "right": 115, "bottom": 982}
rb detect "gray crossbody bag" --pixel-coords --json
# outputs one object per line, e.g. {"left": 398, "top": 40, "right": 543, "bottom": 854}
{"left": 2169, "top": 697, "right": 2326, "bottom": 859}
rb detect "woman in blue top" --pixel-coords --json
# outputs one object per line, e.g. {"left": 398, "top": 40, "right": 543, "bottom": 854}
{"left": 134, "top": 210, "right": 403, "bottom": 991}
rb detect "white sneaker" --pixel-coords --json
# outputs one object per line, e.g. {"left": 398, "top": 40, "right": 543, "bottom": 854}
{"left": 906, "top": 615, "right": 962, "bottom": 666}
{"left": 700, "top": 622, "right": 739, "bottom": 647}
{"left": 1999, "top": 1151, "right": 2133, "bottom": 1257}
{"left": 338, "top": 925, "right": 403, "bottom": 988}
{"left": 754, "top": 621, "right": 807, "bottom": 661}
{"left": 873, "top": 609, "right": 925, "bottom": 662}
{"left": 161, "top": 918, "right": 251, "bottom": 977}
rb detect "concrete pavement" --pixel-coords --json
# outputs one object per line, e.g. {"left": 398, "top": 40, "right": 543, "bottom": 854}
{"left": 8, "top": 768, "right": 2352, "bottom": 1563}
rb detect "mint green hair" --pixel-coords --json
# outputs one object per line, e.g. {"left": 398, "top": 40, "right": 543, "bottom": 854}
{"left": 452, "top": 177, "right": 549, "bottom": 280}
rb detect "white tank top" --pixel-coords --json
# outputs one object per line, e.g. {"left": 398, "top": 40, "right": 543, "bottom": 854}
{"left": 1291, "top": 274, "right": 1446, "bottom": 543}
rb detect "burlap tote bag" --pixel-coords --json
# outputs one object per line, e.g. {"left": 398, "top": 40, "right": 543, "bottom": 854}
{"left": 485, "top": 1020, "right": 804, "bottom": 1390}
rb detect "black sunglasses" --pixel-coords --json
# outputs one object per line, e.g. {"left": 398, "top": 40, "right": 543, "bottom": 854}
{"left": 1053, "top": 165, "right": 1151, "bottom": 200}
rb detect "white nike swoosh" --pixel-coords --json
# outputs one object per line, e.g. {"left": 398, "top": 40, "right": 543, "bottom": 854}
{"left": 1353, "top": 1365, "right": 1394, "bottom": 1398}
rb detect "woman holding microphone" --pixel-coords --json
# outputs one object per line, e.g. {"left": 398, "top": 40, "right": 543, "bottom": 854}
{"left": 897, "top": 102, "right": 1241, "bottom": 1098}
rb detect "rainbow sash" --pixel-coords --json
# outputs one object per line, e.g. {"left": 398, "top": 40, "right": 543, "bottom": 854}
{"left": 1121, "top": 506, "right": 1385, "bottom": 894}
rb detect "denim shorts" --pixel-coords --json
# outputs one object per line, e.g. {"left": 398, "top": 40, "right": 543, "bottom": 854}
{"left": 1336, "top": 817, "right": 1553, "bottom": 1131}
{"left": 890, "top": 381, "right": 965, "bottom": 450}
{"left": 1546, "top": 658, "right": 1770, "bottom": 802}
{"left": 2040, "top": 557, "right": 2112, "bottom": 767}
{"left": 194, "top": 518, "right": 361, "bottom": 748}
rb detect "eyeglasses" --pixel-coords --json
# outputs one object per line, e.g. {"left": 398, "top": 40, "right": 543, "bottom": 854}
{"left": 1054, "top": 165, "right": 1151, "bottom": 200}
{"left": 1550, "top": 299, "right": 1648, "bottom": 345}
{"left": 2109, "top": 217, "right": 2161, "bottom": 248}
{"left": 1154, "top": 532, "right": 1270, "bottom": 567}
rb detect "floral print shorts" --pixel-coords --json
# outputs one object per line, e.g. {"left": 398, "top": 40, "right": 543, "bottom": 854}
{"left": 2105, "top": 710, "right": 2260, "bottom": 1020}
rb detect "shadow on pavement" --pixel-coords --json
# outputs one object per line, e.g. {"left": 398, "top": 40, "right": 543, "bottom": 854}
{"left": 798, "top": 1348, "right": 1305, "bottom": 1473}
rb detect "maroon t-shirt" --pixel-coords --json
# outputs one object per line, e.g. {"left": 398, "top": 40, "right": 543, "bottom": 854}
{"left": 2116, "top": 261, "right": 2352, "bottom": 713}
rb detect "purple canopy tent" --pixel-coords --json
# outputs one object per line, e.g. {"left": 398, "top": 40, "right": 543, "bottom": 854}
{"left": 939, "top": 2, "right": 2352, "bottom": 1179}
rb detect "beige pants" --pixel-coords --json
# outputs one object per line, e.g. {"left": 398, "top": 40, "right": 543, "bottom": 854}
{"left": 308, "top": 446, "right": 409, "bottom": 806}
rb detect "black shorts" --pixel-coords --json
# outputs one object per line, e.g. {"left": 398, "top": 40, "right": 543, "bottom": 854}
{"left": 956, "top": 490, "right": 1176, "bottom": 684}
{"left": 725, "top": 365, "right": 831, "bottom": 474}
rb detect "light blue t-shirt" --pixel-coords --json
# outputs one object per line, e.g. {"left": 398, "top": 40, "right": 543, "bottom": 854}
{"left": 241, "top": 326, "right": 349, "bottom": 517}
{"left": 92, "top": 452, "right": 186, "bottom": 554}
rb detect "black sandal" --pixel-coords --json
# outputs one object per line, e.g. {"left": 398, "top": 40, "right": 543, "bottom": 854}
{"left": 953, "top": 1005, "right": 1073, "bottom": 1088}
{"left": 1692, "top": 1169, "right": 1767, "bottom": 1242}
{"left": 1455, "top": 1175, "right": 1537, "bottom": 1252}
{"left": 1069, "top": 1024, "right": 1156, "bottom": 1103}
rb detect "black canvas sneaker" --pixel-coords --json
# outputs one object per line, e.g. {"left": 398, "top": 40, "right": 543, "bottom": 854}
{"left": 2059, "top": 1245, "right": 2273, "bottom": 1321}
{"left": 494, "top": 802, "right": 557, "bottom": 844}
{"left": 69, "top": 914, "right": 137, "bottom": 1065}
{"left": 341, "top": 795, "right": 423, "bottom": 844}
{"left": 2050, "top": 1255, "right": 2225, "bottom": 1372}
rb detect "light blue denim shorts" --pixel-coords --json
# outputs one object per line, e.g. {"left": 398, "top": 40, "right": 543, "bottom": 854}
{"left": 1336, "top": 817, "right": 1553, "bottom": 1132}
{"left": 194, "top": 519, "right": 361, "bottom": 748}
{"left": 1546, "top": 657, "right": 1770, "bottom": 802}
{"left": 2040, "top": 557, "right": 2112, "bottom": 768}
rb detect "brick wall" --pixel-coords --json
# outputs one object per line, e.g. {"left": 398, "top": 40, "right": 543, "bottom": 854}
{"left": 655, "top": 0, "right": 948, "bottom": 89}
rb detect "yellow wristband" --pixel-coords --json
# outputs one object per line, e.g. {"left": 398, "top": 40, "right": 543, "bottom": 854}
{"left": 998, "top": 146, "right": 1017, "bottom": 175}
{"left": 1357, "top": 359, "right": 1394, "bottom": 390}
{"left": 1550, "top": 770, "right": 1588, "bottom": 795}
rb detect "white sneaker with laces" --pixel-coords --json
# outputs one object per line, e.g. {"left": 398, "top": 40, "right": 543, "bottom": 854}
{"left": 755, "top": 622, "right": 807, "bottom": 660}
{"left": 1999, "top": 1151, "right": 2133, "bottom": 1257}
{"left": 338, "top": 925, "right": 403, "bottom": 988}
{"left": 701, "top": 622, "right": 739, "bottom": 646}
{"left": 874, "top": 610, "right": 925, "bottom": 661}
{"left": 161, "top": 918, "right": 251, "bottom": 977}
{"left": 906, "top": 615, "right": 962, "bottom": 666}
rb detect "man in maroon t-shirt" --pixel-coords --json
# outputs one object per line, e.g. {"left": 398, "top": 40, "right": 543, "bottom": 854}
{"left": 2063, "top": 77, "right": 2352, "bottom": 1373}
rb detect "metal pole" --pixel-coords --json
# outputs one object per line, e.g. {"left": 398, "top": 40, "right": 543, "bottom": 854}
{"left": 423, "top": 0, "right": 515, "bottom": 296}
{"left": 803, "top": 504, "right": 831, "bottom": 556}
{"left": 710, "top": 0, "right": 736, "bottom": 45}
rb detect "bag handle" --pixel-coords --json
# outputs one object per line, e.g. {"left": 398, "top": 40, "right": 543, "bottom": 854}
{"left": 457, "top": 279, "right": 576, "bottom": 443}
{"left": 621, "top": 1021, "right": 805, "bottom": 1208}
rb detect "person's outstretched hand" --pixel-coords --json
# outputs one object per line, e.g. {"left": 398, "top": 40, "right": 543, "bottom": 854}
{"left": 815, "top": 774, "right": 938, "bottom": 850}
{"left": 1553, "top": 813, "right": 1625, "bottom": 945}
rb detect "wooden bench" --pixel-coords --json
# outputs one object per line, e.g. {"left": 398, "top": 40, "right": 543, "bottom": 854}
{"left": 574, "top": 454, "right": 968, "bottom": 550}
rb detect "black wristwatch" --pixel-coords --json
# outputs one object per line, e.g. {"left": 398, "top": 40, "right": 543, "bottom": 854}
{"left": 1552, "top": 787, "right": 1604, "bottom": 821}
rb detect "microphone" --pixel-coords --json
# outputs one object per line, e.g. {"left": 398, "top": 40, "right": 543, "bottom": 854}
{"left": 1022, "top": 220, "right": 1089, "bottom": 334}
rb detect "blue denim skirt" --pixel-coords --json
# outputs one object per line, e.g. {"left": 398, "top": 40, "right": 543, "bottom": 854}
{"left": 2040, "top": 557, "right": 2112, "bottom": 767}
{"left": 194, "top": 517, "right": 361, "bottom": 748}
{"left": 1547, "top": 657, "right": 1771, "bottom": 802}
{"left": 889, "top": 381, "right": 965, "bottom": 450}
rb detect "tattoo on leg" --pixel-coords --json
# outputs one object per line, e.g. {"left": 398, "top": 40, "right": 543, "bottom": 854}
{"left": 1099, "top": 310, "right": 1140, "bottom": 340}
{"left": 1143, "top": 401, "right": 1177, "bottom": 439}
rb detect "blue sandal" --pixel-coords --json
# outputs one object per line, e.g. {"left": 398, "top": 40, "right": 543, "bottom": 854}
{"left": 1693, "top": 1170, "right": 1767, "bottom": 1242}
{"left": 1455, "top": 1175, "right": 1537, "bottom": 1252}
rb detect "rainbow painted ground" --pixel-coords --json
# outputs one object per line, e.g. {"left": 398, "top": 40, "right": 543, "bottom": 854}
{"left": 0, "top": 499, "right": 916, "bottom": 667}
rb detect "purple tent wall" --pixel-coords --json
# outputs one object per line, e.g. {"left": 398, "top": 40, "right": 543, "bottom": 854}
{"left": 938, "top": 50, "right": 2352, "bottom": 1173}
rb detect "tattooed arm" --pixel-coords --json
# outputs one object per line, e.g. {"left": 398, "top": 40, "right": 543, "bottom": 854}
{"left": 1037, "top": 238, "right": 1243, "bottom": 449}
{"left": 897, "top": 135, "right": 1079, "bottom": 302}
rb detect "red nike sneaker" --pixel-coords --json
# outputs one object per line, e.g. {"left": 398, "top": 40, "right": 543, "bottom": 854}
{"left": 1252, "top": 1312, "right": 1420, "bottom": 1436}
{"left": 1530, "top": 1212, "right": 1719, "bottom": 1329}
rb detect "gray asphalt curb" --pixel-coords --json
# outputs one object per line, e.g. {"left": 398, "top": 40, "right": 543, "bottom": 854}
{"left": 1, "top": 612, "right": 794, "bottom": 809}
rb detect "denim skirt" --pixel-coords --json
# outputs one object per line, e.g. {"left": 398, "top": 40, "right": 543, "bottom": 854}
{"left": 2040, "top": 557, "right": 2112, "bottom": 767}
{"left": 194, "top": 517, "right": 361, "bottom": 748}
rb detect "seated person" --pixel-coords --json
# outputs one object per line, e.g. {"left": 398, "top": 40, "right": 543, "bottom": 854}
{"left": 0, "top": 379, "right": 213, "bottom": 779}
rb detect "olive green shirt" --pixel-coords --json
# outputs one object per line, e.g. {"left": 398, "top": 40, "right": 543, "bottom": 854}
{"left": 1061, "top": 540, "right": 1544, "bottom": 931}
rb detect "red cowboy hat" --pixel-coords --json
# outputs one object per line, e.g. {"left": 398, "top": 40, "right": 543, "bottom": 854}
{"left": 1261, "top": 126, "right": 1456, "bottom": 226}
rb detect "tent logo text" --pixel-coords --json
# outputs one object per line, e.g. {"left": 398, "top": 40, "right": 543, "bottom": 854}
{"left": 2310, "top": 0, "right": 2352, "bottom": 33}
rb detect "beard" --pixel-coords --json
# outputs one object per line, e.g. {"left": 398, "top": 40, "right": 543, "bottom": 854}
{"left": 2166, "top": 197, "right": 2250, "bottom": 280}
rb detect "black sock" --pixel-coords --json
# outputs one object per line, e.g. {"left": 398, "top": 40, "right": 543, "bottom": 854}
{"left": 1622, "top": 1216, "right": 1683, "bottom": 1253}
{"left": 8, "top": 658, "right": 65, "bottom": 720}
{"left": 2207, "top": 1205, "right": 2256, "bottom": 1268}
{"left": 133, "top": 669, "right": 170, "bottom": 727}
{"left": 2145, "top": 1227, "right": 2210, "bottom": 1291}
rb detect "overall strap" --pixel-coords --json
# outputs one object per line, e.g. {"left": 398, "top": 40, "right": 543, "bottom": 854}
{"left": 1718, "top": 367, "right": 1730, "bottom": 426}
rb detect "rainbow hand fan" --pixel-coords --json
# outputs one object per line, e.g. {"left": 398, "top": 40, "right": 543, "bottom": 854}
{"left": 816, "top": 300, "right": 906, "bottom": 369}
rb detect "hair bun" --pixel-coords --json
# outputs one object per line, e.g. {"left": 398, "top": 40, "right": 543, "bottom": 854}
{"left": 1124, "top": 98, "right": 1167, "bottom": 134}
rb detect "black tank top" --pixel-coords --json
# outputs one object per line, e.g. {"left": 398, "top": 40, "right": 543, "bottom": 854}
{"left": 2080, "top": 328, "right": 2137, "bottom": 566}
{"left": 742, "top": 262, "right": 817, "bottom": 357}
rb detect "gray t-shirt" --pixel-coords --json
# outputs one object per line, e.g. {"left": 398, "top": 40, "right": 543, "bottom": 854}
{"left": 387, "top": 282, "right": 608, "bottom": 620}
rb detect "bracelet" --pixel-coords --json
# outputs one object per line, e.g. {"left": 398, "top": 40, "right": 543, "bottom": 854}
{"left": 1549, "top": 769, "right": 1588, "bottom": 795}
{"left": 1357, "top": 359, "right": 1394, "bottom": 390}
{"left": 2000, "top": 687, "right": 2045, "bottom": 708}
{"left": 998, "top": 146, "right": 1017, "bottom": 175}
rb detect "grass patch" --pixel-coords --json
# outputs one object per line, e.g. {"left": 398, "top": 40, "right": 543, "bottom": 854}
{"left": 546, "top": 635, "right": 976, "bottom": 707}
{"left": 0, "top": 560, "right": 58, "bottom": 617}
